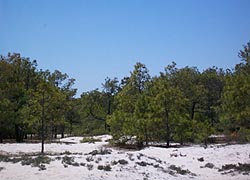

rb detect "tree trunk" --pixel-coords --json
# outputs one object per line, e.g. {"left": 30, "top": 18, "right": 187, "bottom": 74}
{"left": 105, "top": 97, "right": 111, "bottom": 132}
{"left": 70, "top": 119, "right": 73, "bottom": 136}
{"left": 24, "top": 133, "right": 28, "bottom": 139}
{"left": 191, "top": 102, "right": 196, "bottom": 120}
{"left": 0, "top": 132, "right": 3, "bottom": 143}
{"left": 61, "top": 126, "right": 64, "bottom": 138}
{"left": 145, "top": 131, "right": 149, "bottom": 146}
{"left": 15, "top": 124, "right": 23, "bottom": 143}
{"left": 54, "top": 127, "right": 57, "bottom": 139}
{"left": 165, "top": 101, "right": 170, "bottom": 148}
{"left": 41, "top": 91, "right": 45, "bottom": 154}
{"left": 180, "top": 135, "right": 183, "bottom": 146}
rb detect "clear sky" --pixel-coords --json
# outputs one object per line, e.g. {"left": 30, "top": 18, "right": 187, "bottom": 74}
{"left": 1, "top": 0, "right": 250, "bottom": 97}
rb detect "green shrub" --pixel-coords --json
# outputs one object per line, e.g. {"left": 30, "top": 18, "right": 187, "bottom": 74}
{"left": 86, "top": 148, "right": 112, "bottom": 156}
{"left": 21, "top": 155, "right": 51, "bottom": 167}
{"left": 61, "top": 156, "right": 75, "bottom": 165}
{"left": 80, "top": 137, "right": 102, "bottom": 144}
{"left": 237, "top": 128, "right": 250, "bottom": 143}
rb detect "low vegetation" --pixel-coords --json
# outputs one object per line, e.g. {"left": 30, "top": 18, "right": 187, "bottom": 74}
{"left": 80, "top": 137, "right": 102, "bottom": 143}
{"left": 0, "top": 154, "right": 52, "bottom": 171}
{"left": 169, "top": 165, "right": 196, "bottom": 176}
{"left": 219, "top": 163, "right": 250, "bottom": 175}
{"left": 97, "top": 164, "right": 112, "bottom": 171}
{"left": 86, "top": 148, "right": 112, "bottom": 156}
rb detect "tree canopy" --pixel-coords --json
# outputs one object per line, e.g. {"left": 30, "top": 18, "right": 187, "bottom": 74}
{"left": 1, "top": 41, "right": 250, "bottom": 148}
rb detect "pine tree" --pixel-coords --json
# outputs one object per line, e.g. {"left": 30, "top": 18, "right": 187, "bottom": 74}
{"left": 221, "top": 42, "right": 250, "bottom": 142}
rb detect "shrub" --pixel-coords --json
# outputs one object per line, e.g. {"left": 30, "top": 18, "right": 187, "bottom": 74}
{"left": 21, "top": 155, "right": 51, "bottom": 167}
{"left": 86, "top": 156, "right": 94, "bottom": 162}
{"left": 204, "top": 163, "right": 215, "bottom": 169}
{"left": 61, "top": 156, "right": 75, "bottom": 165}
{"left": 97, "top": 164, "right": 112, "bottom": 171}
{"left": 87, "top": 164, "right": 93, "bottom": 171}
{"left": 237, "top": 128, "right": 250, "bottom": 143}
{"left": 80, "top": 137, "right": 102, "bottom": 144}
{"left": 86, "top": 148, "right": 112, "bottom": 156}
{"left": 169, "top": 165, "right": 189, "bottom": 175}
{"left": 118, "top": 159, "right": 128, "bottom": 165}
{"left": 219, "top": 163, "right": 250, "bottom": 173}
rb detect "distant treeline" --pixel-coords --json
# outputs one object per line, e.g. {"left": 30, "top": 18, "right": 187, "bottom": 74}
{"left": 0, "top": 42, "right": 250, "bottom": 147}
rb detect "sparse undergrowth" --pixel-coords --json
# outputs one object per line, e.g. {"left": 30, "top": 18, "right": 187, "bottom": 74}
{"left": 87, "top": 164, "right": 94, "bottom": 170}
{"left": 219, "top": 163, "right": 250, "bottom": 175}
{"left": 118, "top": 159, "right": 129, "bottom": 165}
{"left": 80, "top": 137, "right": 102, "bottom": 144}
{"left": 97, "top": 164, "right": 112, "bottom": 171}
{"left": 62, "top": 156, "right": 76, "bottom": 167}
{"left": 86, "top": 148, "right": 112, "bottom": 156}
{"left": 0, "top": 154, "right": 52, "bottom": 171}
{"left": 201, "top": 163, "right": 215, "bottom": 169}
{"left": 1, "top": 141, "right": 249, "bottom": 179}
{"left": 169, "top": 165, "right": 196, "bottom": 176}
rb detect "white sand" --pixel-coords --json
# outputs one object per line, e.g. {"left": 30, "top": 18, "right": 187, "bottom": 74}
{"left": 0, "top": 136, "right": 249, "bottom": 180}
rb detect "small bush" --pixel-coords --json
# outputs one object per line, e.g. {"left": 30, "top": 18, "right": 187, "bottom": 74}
{"left": 169, "top": 165, "right": 196, "bottom": 176}
{"left": 86, "top": 156, "right": 94, "bottom": 162}
{"left": 205, "top": 163, "right": 215, "bottom": 169}
{"left": 0, "top": 155, "right": 10, "bottom": 162}
{"left": 118, "top": 159, "right": 128, "bottom": 165}
{"left": 147, "top": 156, "right": 162, "bottom": 164}
{"left": 38, "top": 164, "right": 46, "bottom": 171}
{"left": 95, "top": 157, "right": 102, "bottom": 163}
{"left": 80, "top": 163, "right": 86, "bottom": 166}
{"left": 137, "top": 153, "right": 144, "bottom": 160}
{"left": 86, "top": 148, "right": 112, "bottom": 156}
{"left": 80, "top": 137, "right": 102, "bottom": 144}
{"left": 87, "top": 164, "right": 94, "bottom": 171}
{"left": 97, "top": 164, "right": 112, "bottom": 171}
{"left": 197, "top": 157, "right": 204, "bottom": 162}
{"left": 62, "top": 156, "right": 74, "bottom": 165}
{"left": 72, "top": 162, "right": 80, "bottom": 167}
{"left": 237, "top": 128, "right": 250, "bottom": 143}
{"left": 111, "top": 161, "right": 118, "bottom": 165}
{"left": 136, "top": 161, "right": 151, "bottom": 167}
{"left": 33, "top": 156, "right": 51, "bottom": 166}
{"left": 127, "top": 153, "right": 134, "bottom": 161}
{"left": 219, "top": 163, "right": 250, "bottom": 174}
{"left": 21, "top": 155, "right": 51, "bottom": 167}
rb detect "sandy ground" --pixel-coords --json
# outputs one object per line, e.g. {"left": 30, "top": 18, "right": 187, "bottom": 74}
{"left": 0, "top": 135, "right": 250, "bottom": 180}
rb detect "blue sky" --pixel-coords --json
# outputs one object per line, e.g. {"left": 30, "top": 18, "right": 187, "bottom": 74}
{"left": 1, "top": 0, "right": 250, "bottom": 97}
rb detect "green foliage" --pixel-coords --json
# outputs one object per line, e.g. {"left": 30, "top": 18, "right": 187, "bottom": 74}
{"left": 237, "top": 127, "right": 250, "bottom": 143}
{"left": 74, "top": 88, "right": 110, "bottom": 136}
{"left": 221, "top": 42, "right": 250, "bottom": 141}
{"left": 0, "top": 53, "right": 77, "bottom": 146}
{"left": 108, "top": 62, "right": 151, "bottom": 145}
{"left": 172, "top": 117, "right": 192, "bottom": 144}
{"left": 1, "top": 41, "right": 250, "bottom": 146}
{"left": 80, "top": 137, "right": 102, "bottom": 143}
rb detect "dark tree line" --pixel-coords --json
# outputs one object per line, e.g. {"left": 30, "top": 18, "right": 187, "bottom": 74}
{"left": 1, "top": 41, "right": 250, "bottom": 149}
